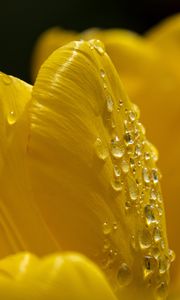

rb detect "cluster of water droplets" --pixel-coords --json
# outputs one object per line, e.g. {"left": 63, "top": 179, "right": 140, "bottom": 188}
{"left": 88, "top": 43, "right": 175, "bottom": 299}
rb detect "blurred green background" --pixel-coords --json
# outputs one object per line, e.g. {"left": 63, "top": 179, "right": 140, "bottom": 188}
{"left": 0, "top": 0, "right": 179, "bottom": 82}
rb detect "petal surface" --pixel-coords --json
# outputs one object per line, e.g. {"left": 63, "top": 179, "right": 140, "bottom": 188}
{"left": 0, "top": 252, "right": 117, "bottom": 300}
{"left": 27, "top": 40, "right": 171, "bottom": 299}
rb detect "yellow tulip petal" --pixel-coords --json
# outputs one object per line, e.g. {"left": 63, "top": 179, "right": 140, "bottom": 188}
{"left": 31, "top": 27, "right": 76, "bottom": 82}
{"left": 0, "top": 252, "right": 117, "bottom": 300}
{"left": 146, "top": 14, "right": 180, "bottom": 77}
{"left": 26, "top": 39, "right": 171, "bottom": 299}
{"left": 0, "top": 72, "right": 63, "bottom": 257}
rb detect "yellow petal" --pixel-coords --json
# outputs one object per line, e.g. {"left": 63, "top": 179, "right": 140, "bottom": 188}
{"left": 0, "top": 252, "right": 117, "bottom": 300}
{"left": 31, "top": 27, "right": 76, "bottom": 82}
{"left": 27, "top": 39, "right": 171, "bottom": 299}
{"left": 0, "top": 72, "right": 62, "bottom": 257}
{"left": 146, "top": 14, "right": 180, "bottom": 78}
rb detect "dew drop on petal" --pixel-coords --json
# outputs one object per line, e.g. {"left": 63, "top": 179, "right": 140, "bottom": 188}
{"left": 117, "top": 263, "right": 132, "bottom": 287}
{"left": 94, "top": 138, "right": 109, "bottom": 161}
{"left": 168, "top": 249, "right": 175, "bottom": 263}
{"left": 138, "top": 228, "right": 152, "bottom": 250}
{"left": 142, "top": 167, "right": 150, "bottom": 183}
{"left": 103, "top": 222, "right": 111, "bottom": 235}
{"left": 111, "top": 136, "right": 124, "bottom": 159}
{"left": 143, "top": 255, "right": 157, "bottom": 278}
{"left": 154, "top": 227, "right": 162, "bottom": 243}
{"left": 7, "top": 111, "right": 16, "bottom": 125}
{"left": 156, "top": 281, "right": 168, "bottom": 299}
{"left": 111, "top": 179, "right": 122, "bottom": 192}
{"left": 106, "top": 95, "right": 114, "bottom": 112}
{"left": 121, "top": 159, "right": 130, "bottom": 174}
{"left": 113, "top": 165, "right": 121, "bottom": 178}
{"left": 144, "top": 205, "right": 156, "bottom": 226}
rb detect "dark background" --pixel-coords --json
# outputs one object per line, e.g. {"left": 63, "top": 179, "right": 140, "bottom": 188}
{"left": 0, "top": 0, "right": 179, "bottom": 82}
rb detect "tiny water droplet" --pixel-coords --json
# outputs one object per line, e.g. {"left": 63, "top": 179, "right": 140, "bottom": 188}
{"left": 168, "top": 249, "right": 175, "bottom": 263}
{"left": 138, "top": 228, "right": 152, "bottom": 250}
{"left": 100, "top": 69, "right": 105, "bottom": 78}
{"left": 150, "top": 189, "right": 157, "bottom": 201}
{"left": 128, "top": 110, "right": 136, "bottom": 122}
{"left": 7, "top": 111, "right": 16, "bottom": 125}
{"left": 135, "top": 144, "right": 142, "bottom": 157}
{"left": 103, "top": 222, "right": 111, "bottom": 235}
{"left": 94, "top": 138, "right": 109, "bottom": 161}
{"left": 117, "top": 263, "right": 132, "bottom": 286}
{"left": 129, "top": 178, "right": 138, "bottom": 200}
{"left": 111, "top": 136, "right": 124, "bottom": 159}
{"left": 144, "top": 152, "right": 150, "bottom": 161}
{"left": 106, "top": 95, "right": 114, "bottom": 112}
{"left": 142, "top": 167, "right": 150, "bottom": 183}
{"left": 121, "top": 159, "right": 129, "bottom": 174}
{"left": 152, "top": 168, "right": 159, "bottom": 184}
{"left": 92, "top": 39, "right": 105, "bottom": 55}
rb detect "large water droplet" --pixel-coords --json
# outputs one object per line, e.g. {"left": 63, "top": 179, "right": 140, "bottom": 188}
{"left": 111, "top": 179, "right": 122, "bottom": 192}
{"left": 143, "top": 255, "right": 157, "bottom": 278}
{"left": 158, "top": 255, "right": 170, "bottom": 274}
{"left": 124, "top": 132, "right": 134, "bottom": 146}
{"left": 94, "top": 138, "right": 109, "bottom": 161}
{"left": 156, "top": 281, "right": 168, "bottom": 299}
{"left": 113, "top": 165, "right": 121, "bottom": 178}
{"left": 144, "top": 205, "right": 156, "bottom": 226}
{"left": 138, "top": 228, "right": 152, "bottom": 250}
{"left": 7, "top": 111, "right": 16, "bottom": 125}
{"left": 117, "top": 263, "right": 132, "bottom": 286}
{"left": 142, "top": 168, "right": 150, "bottom": 183}
{"left": 154, "top": 227, "right": 162, "bottom": 243}
{"left": 111, "top": 136, "right": 124, "bottom": 159}
{"left": 121, "top": 159, "right": 129, "bottom": 174}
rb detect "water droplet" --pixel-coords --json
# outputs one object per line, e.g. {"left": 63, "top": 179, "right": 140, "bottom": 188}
{"left": 134, "top": 145, "right": 141, "bottom": 158}
{"left": 128, "top": 178, "right": 138, "bottom": 200}
{"left": 154, "top": 227, "right": 162, "bottom": 243}
{"left": 143, "top": 255, "right": 157, "bottom": 278}
{"left": 113, "top": 222, "right": 118, "bottom": 231}
{"left": 152, "top": 168, "right": 159, "bottom": 184}
{"left": 111, "top": 179, "right": 122, "bottom": 192}
{"left": 128, "top": 110, "right": 136, "bottom": 122}
{"left": 94, "top": 138, "right": 109, "bottom": 161}
{"left": 7, "top": 111, "right": 16, "bottom": 125}
{"left": 156, "top": 281, "right": 168, "bottom": 299}
{"left": 121, "top": 159, "right": 129, "bottom": 174}
{"left": 168, "top": 249, "right": 175, "bottom": 263}
{"left": 131, "top": 235, "right": 137, "bottom": 250}
{"left": 90, "top": 39, "right": 105, "bottom": 55}
{"left": 124, "top": 132, "right": 134, "bottom": 146}
{"left": 117, "top": 263, "right": 132, "bottom": 286}
{"left": 152, "top": 247, "right": 160, "bottom": 259}
{"left": 111, "top": 136, "right": 124, "bottom": 159}
{"left": 144, "top": 152, "right": 150, "bottom": 161}
{"left": 106, "top": 95, "right": 114, "bottom": 112}
{"left": 138, "top": 228, "right": 152, "bottom": 250}
{"left": 150, "top": 189, "right": 157, "bottom": 201}
{"left": 103, "top": 222, "right": 111, "bottom": 235}
{"left": 132, "top": 103, "right": 140, "bottom": 119}
{"left": 119, "top": 99, "right": 123, "bottom": 106}
{"left": 144, "top": 205, "right": 156, "bottom": 226}
{"left": 142, "top": 168, "right": 150, "bottom": 183}
{"left": 113, "top": 165, "right": 121, "bottom": 178}
{"left": 100, "top": 69, "right": 105, "bottom": 78}
{"left": 158, "top": 255, "right": 170, "bottom": 274}
{"left": 103, "top": 238, "right": 110, "bottom": 250}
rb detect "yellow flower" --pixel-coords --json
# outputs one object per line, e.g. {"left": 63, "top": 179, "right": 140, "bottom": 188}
{"left": 0, "top": 37, "right": 175, "bottom": 299}
{"left": 31, "top": 14, "right": 180, "bottom": 295}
